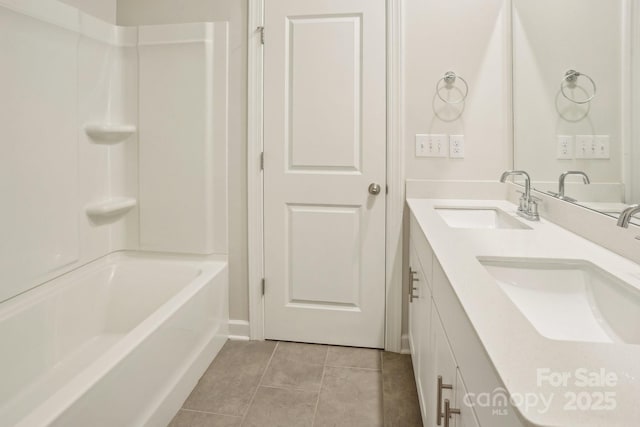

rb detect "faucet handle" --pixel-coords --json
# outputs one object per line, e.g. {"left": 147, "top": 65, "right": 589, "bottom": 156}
{"left": 515, "top": 190, "right": 541, "bottom": 202}
{"left": 516, "top": 193, "right": 528, "bottom": 212}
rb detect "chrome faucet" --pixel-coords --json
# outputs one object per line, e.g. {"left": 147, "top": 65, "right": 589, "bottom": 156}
{"left": 558, "top": 171, "right": 590, "bottom": 202}
{"left": 617, "top": 204, "right": 640, "bottom": 228}
{"left": 499, "top": 170, "right": 539, "bottom": 221}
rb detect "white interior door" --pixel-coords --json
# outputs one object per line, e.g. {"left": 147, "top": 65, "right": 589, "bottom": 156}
{"left": 263, "top": 0, "right": 386, "bottom": 348}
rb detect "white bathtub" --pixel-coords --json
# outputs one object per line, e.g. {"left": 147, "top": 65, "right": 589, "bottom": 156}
{"left": 0, "top": 252, "right": 228, "bottom": 427}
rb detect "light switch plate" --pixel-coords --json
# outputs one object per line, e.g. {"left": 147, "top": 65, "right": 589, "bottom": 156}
{"left": 415, "top": 134, "right": 429, "bottom": 157}
{"left": 575, "top": 135, "right": 594, "bottom": 159}
{"left": 428, "top": 134, "right": 448, "bottom": 157}
{"left": 415, "top": 134, "right": 448, "bottom": 157}
{"left": 594, "top": 135, "right": 610, "bottom": 159}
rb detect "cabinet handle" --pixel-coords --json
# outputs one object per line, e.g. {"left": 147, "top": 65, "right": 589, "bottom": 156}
{"left": 409, "top": 286, "right": 419, "bottom": 302}
{"left": 409, "top": 267, "right": 419, "bottom": 302}
{"left": 437, "top": 375, "right": 453, "bottom": 425}
{"left": 443, "top": 399, "right": 461, "bottom": 427}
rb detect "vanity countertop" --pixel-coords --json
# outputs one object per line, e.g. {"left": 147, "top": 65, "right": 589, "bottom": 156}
{"left": 407, "top": 198, "right": 640, "bottom": 427}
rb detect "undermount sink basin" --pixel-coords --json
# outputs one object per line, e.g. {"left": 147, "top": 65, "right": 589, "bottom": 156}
{"left": 435, "top": 207, "right": 531, "bottom": 230}
{"left": 479, "top": 257, "right": 640, "bottom": 344}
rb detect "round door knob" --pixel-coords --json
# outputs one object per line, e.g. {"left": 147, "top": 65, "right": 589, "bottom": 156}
{"left": 368, "top": 183, "right": 381, "bottom": 195}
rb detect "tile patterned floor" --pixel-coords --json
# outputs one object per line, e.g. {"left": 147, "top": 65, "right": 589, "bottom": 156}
{"left": 169, "top": 340, "right": 422, "bottom": 427}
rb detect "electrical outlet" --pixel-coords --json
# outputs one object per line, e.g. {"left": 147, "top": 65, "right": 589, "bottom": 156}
{"left": 449, "top": 135, "right": 465, "bottom": 158}
{"left": 594, "top": 135, "right": 610, "bottom": 159}
{"left": 415, "top": 134, "right": 448, "bottom": 157}
{"left": 575, "top": 135, "right": 594, "bottom": 159}
{"left": 556, "top": 135, "right": 573, "bottom": 159}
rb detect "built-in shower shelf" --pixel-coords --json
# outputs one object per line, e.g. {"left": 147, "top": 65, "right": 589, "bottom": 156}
{"left": 85, "top": 123, "right": 136, "bottom": 143}
{"left": 86, "top": 197, "right": 137, "bottom": 218}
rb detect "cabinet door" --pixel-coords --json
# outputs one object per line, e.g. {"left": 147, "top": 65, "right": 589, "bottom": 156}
{"left": 416, "top": 275, "right": 431, "bottom": 425}
{"left": 408, "top": 242, "right": 422, "bottom": 365}
{"left": 408, "top": 243, "right": 425, "bottom": 422}
{"left": 423, "top": 306, "right": 458, "bottom": 427}
{"left": 410, "top": 240, "right": 432, "bottom": 424}
{"left": 452, "top": 370, "right": 481, "bottom": 427}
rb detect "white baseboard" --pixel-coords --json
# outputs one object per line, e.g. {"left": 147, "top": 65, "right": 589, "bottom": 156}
{"left": 400, "top": 333, "right": 411, "bottom": 354}
{"left": 228, "top": 319, "right": 250, "bottom": 341}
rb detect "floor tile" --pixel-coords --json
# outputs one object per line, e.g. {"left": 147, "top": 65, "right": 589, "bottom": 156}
{"left": 168, "top": 410, "right": 241, "bottom": 427}
{"left": 381, "top": 352, "right": 423, "bottom": 427}
{"left": 242, "top": 386, "right": 317, "bottom": 427}
{"left": 260, "top": 342, "right": 327, "bottom": 391}
{"left": 272, "top": 341, "right": 328, "bottom": 365}
{"left": 182, "top": 340, "right": 277, "bottom": 416}
{"left": 326, "top": 346, "right": 381, "bottom": 370}
{"left": 314, "top": 366, "right": 383, "bottom": 427}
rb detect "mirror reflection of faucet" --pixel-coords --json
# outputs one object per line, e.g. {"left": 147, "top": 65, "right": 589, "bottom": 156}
{"left": 617, "top": 204, "right": 640, "bottom": 240}
{"left": 554, "top": 171, "right": 591, "bottom": 202}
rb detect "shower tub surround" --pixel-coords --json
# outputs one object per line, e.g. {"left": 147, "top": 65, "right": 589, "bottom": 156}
{"left": 0, "top": 253, "right": 228, "bottom": 427}
{"left": 1, "top": 0, "right": 230, "bottom": 426}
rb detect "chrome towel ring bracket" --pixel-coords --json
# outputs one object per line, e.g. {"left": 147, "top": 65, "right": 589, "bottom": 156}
{"left": 436, "top": 71, "right": 469, "bottom": 104}
{"left": 560, "top": 69, "right": 596, "bottom": 104}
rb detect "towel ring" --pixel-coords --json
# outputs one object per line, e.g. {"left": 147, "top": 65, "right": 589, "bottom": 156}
{"left": 560, "top": 70, "right": 596, "bottom": 104}
{"left": 436, "top": 71, "right": 469, "bottom": 104}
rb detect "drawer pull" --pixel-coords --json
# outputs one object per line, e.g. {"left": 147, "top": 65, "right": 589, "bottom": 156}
{"left": 444, "top": 399, "right": 461, "bottom": 427}
{"left": 409, "top": 267, "right": 419, "bottom": 302}
{"left": 437, "top": 375, "right": 453, "bottom": 425}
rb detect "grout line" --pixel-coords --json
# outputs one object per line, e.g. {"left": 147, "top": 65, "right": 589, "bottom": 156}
{"left": 324, "top": 364, "right": 382, "bottom": 371}
{"left": 311, "top": 346, "right": 330, "bottom": 427}
{"left": 259, "top": 384, "right": 322, "bottom": 393}
{"left": 179, "top": 408, "right": 242, "bottom": 419}
{"left": 239, "top": 341, "right": 279, "bottom": 426}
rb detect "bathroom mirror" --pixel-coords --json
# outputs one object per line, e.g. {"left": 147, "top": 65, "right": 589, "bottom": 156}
{"left": 512, "top": 0, "right": 640, "bottom": 222}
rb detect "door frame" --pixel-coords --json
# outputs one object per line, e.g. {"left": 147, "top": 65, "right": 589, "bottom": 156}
{"left": 247, "top": 0, "right": 405, "bottom": 351}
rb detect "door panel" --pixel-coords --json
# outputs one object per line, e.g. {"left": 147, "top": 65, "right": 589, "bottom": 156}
{"left": 287, "top": 204, "right": 361, "bottom": 306}
{"left": 288, "top": 15, "right": 362, "bottom": 172}
{"left": 263, "top": 0, "right": 386, "bottom": 347}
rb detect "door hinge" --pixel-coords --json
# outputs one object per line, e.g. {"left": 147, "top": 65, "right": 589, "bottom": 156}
{"left": 257, "top": 26, "right": 265, "bottom": 44}
{"left": 261, "top": 278, "right": 266, "bottom": 295}
{"left": 386, "top": 185, "right": 389, "bottom": 195}
{"left": 260, "top": 152, "right": 264, "bottom": 170}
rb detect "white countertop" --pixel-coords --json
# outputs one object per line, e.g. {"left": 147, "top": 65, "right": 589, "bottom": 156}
{"left": 407, "top": 198, "right": 640, "bottom": 427}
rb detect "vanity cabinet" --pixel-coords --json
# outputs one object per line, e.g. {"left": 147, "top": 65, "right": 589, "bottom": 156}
{"left": 409, "top": 213, "right": 524, "bottom": 427}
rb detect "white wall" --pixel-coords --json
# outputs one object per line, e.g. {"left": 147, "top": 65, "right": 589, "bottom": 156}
{"left": 59, "top": 0, "right": 116, "bottom": 23}
{"left": 117, "top": 0, "right": 249, "bottom": 322}
{"left": 403, "top": 0, "right": 512, "bottom": 182}
{"left": 401, "top": 0, "right": 512, "bottom": 339}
